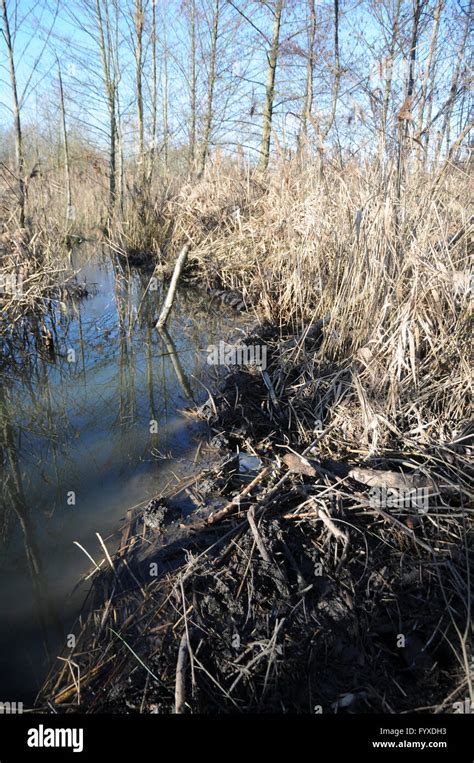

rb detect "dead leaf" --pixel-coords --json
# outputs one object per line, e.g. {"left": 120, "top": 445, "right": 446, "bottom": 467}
{"left": 283, "top": 452, "right": 317, "bottom": 477}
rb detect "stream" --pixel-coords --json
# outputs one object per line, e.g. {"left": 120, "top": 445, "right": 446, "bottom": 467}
{"left": 0, "top": 250, "right": 240, "bottom": 704}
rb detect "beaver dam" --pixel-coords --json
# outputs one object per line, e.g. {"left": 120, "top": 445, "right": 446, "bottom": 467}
{"left": 1, "top": 0, "right": 473, "bottom": 725}
{"left": 27, "top": 285, "right": 471, "bottom": 714}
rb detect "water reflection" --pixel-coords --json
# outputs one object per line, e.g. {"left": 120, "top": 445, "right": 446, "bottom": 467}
{"left": 0, "top": 250, "right": 237, "bottom": 702}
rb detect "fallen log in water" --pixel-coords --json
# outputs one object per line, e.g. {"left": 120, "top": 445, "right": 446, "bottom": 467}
{"left": 155, "top": 244, "right": 190, "bottom": 330}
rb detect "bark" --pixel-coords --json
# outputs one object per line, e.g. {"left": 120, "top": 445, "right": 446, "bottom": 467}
{"left": 298, "top": 0, "right": 316, "bottom": 150}
{"left": 148, "top": 0, "right": 158, "bottom": 186}
{"left": 257, "top": 0, "right": 284, "bottom": 174}
{"left": 1, "top": 0, "right": 25, "bottom": 227}
{"left": 189, "top": 0, "right": 197, "bottom": 171}
{"left": 434, "top": 2, "right": 471, "bottom": 161}
{"left": 155, "top": 245, "right": 190, "bottom": 329}
{"left": 117, "top": 89, "right": 125, "bottom": 214}
{"left": 163, "top": 20, "right": 169, "bottom": 173}
{"left": 396, "top": 0, "right": 423, "bottom": 200}
{"left": 197, "top": 0, "right": 220, "bottom": 178}
{"left": 415, "top": 0, "right": 443, "bottom": 168}
{"left": 379, "top": 0, "right": 402, "bottom": 163}
{"left": 322, "top": 0, "right": 340, "bottom": 140}
{"left": 57, "top": 59, "right": 73, "bottom": 224}
{"left": 134, "top": 0, "right": 145, "bottom": 185}
{"left": 96, "top": 0, "right": 117, "bottom": 214}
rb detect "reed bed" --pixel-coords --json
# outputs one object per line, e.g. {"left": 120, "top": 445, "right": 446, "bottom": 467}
{"left": 159, "top": 156, "right": 472, "bottom": 445}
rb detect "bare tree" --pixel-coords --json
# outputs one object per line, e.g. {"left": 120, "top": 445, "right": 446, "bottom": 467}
{"left": 378, "top": 0, "right": 402, "bottom": 164}
{"left": 298, "top": 0, "right": 317, "bottom": 150}
{"left": 434, "top": 1, "right": 471, "bottom": 162}
{"left": 189, "top": 0, "right": 197, "bottom": 171}
{"left": 322, "top": 0, "right": 340, "bottom": 140}
{"left": 57, "top": 58, "right": 73, "bottom": 224}
{"left": 162, "top": 15, "right": 169, "bottom": 173}
{"left": 415, "top": 0, "right": 443, "bottom": 168}
{"left": 257, "top": 0, "right": 284, "bottom": 174}
{"left": 147, "top": 0, "right": 158, "bottom": 186}
{"left": 197, "top": 0, "right": 220, "bottom": 177}
{"left": 95, "top": 0, "right": 119, "bottom": 215}
{"left": 1, "top": 0, "right": 25, "bottom": 226}
{"left": 134, "top": 0, "right": 145, "bottom": 185}
{"left": 396, "top": 0, "right": 424, "bottom": 199}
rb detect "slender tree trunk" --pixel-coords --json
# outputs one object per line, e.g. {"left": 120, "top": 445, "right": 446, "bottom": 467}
{"left": 396, "top": 0, "right": 423, "bottom": 199}
{"left": 434, "top": 1, "right": 471, "bottom": 162}
{"left": 57, "top": 59, "right": 72, "bottom": 224}
{"left": 109, "top": 102, "right": 117, "bottom": 210}
{"left": 197, "top": 0, "right": 220, "bottom": 178}
{"left": 405, "top": 0, "right": 423, "bottom": 141}
{"left": 117, "top": 90, "right": 124, "bottom": 215}
{"left": 96, "top": 0, "right": 117, "bottom": 215}
{"left": 189, "top": 0, "right": 197, "bottom": 172}
{"left": 298, "top": 0, "right": 316, "bottom": 151}
{"left": 379, "top": 0, "right": 402, "bottom": 164}
{"left": 395, "top": 0, "right": 423, "bottom": 249}
{"left": 322, "top": 0, "right": 340, "bottom": 140}
{"left": 415, "top": 0, "right": 443, "bottom": 169}
{"left": 257, "top": 0, "right": 283, "bottom": 174}
{"left": 422, "top": 58, "right": 437, "bottom": 170}
{"left": 162, "top": 19, "right": 169, "bottom": 174}
{"left": 148, "top": 0, "right": 158, "bottom": 186}
{"left": 1, "top": 0, "right": 25, "bottom": 227}
{"left": 134, "top": 0, "right": 145, "bottom": 186}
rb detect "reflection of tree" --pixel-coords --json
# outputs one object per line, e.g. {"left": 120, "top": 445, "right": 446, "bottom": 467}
{"left": 113, "top": 263, "right": 138, "bottom": 449}
{"left": 39, "top": 352, "right": 62, "bottom": 508}
{"left": 157, "top": 327, "right": 193, "bottom": 400}
{"left": 0, "top": 251, "right": 247, "bottom": 696}
{"left": 0, "top": 387, "right": 63, "bottom": 662}
{"left": 146, "top": 326, "right": 158, "bottom": 429}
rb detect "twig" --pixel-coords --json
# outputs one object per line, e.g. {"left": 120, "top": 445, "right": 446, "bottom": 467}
{"left": 174, "top": 631, "right": 189, "bottom": 714}
{"left": 247, "top": 506, "right": 288, "bottom": 595}
{"left": 181, "top": 465, "right": 272, "bottom": 530}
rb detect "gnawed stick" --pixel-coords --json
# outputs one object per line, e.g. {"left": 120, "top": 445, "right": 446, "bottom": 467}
{"left": 181, "top": 465, "right": 272, "bottom": 530}
{"left": 248, "top": 506, "right": 289, "bottom": 596}
{"left": 155, "top": 244, "right": 190, "bottom": 329}
{"left": 348, "top": 466, "right": 436, "bottom": 493}
{"left": 247, "top": 506, "right": 272, "bottom": 565}
{"left": 175, "top": 631, "right": 189, "bottom": 714}
{"left": 353, "top": 492, "right": 436, "bottom": 554}
{"left": 317, "top": 507, "right": 349, "bottom": 545}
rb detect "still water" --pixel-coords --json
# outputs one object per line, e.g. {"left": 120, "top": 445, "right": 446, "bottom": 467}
{"left": 0, "top": 251, "right": 236, "bottom": 703}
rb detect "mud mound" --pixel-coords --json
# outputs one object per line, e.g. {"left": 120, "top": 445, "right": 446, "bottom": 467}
{"left": 38, "top": 326, "right": 472, "bottom": 714}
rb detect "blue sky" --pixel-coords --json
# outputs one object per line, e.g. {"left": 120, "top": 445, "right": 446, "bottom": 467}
{"left": 0, "top": 0, "right": 471, "bottom": 162}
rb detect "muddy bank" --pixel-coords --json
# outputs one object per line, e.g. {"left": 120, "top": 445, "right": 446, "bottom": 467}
{"left": 38, "top": 322, "right": 473, "bottom": 714}
{"left": 0, "top": 245, "right": 260, "bottom": 703}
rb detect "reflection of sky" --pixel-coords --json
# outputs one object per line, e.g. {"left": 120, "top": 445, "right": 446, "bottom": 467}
{"left": 0, "top": 251, "right": 239, "bottom": 702}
